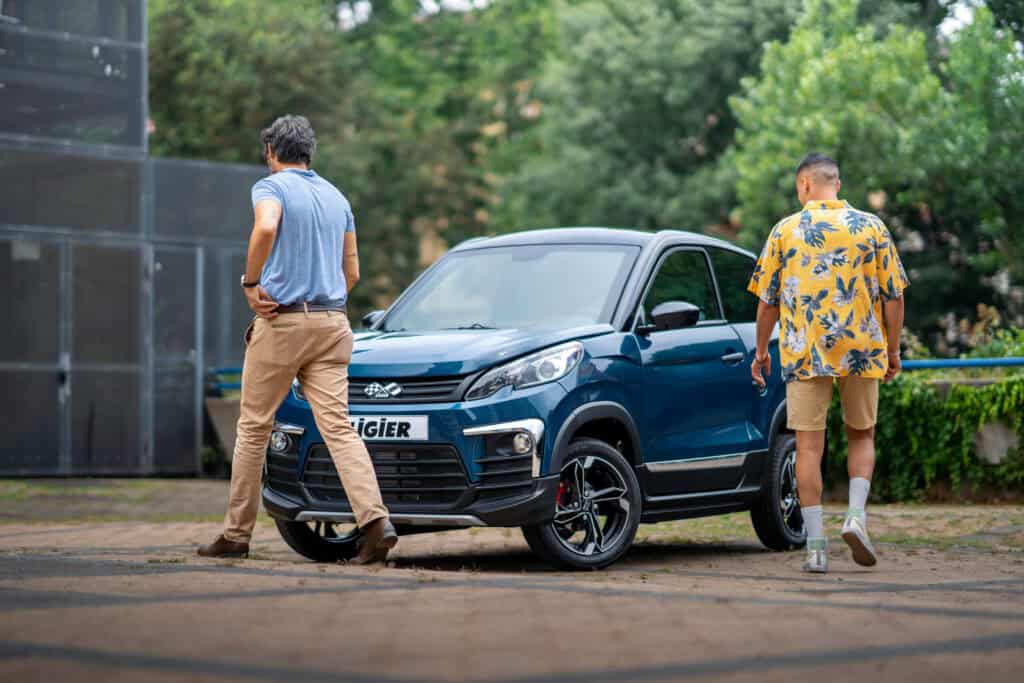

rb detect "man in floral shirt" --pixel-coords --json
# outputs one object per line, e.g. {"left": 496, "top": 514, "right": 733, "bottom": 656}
{"left": 748, "top": 153, "right": 908, "bottom": 574}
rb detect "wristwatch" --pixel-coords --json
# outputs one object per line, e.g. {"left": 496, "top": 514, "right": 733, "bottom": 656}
{"left": 240, "top": 274, "right": 259, "bottom": 288}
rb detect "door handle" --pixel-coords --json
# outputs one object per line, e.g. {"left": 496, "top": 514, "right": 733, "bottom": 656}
{"left": 721, "top": 351, "right": 745, "bottom": 365}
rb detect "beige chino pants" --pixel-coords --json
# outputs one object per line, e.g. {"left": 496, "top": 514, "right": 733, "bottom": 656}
{"left": 223, "top": 310, "right": 388, "bottom": 543}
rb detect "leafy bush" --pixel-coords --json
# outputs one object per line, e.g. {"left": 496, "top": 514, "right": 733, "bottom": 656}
{"left": 825, "top": 364, "right": 1024, "bottom": 502}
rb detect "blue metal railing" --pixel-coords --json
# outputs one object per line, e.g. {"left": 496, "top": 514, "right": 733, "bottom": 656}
{"left": 209, "top": 367, "right": 242, "bottom": 392}
{"left": 207, "top": 357, "right": 1024, "bottom": 394}
{"left": 902, "top": 357, "right": 1024, "bottom": 370}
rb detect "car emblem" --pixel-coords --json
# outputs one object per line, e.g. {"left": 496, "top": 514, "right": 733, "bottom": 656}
{"left": 364, "top": 382, "right": 402, "bottom": 399}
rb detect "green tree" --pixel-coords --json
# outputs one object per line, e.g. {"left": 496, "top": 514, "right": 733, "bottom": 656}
{"left": 149, "top": 0, "right": 557, "bottom": 317}
{"left": 728, "top": 0, "right": 1024, "bottom": 343}
{"left": 148, "top": 0, "right": 346, "bottom": 162}
{"left": 499, "top": 0, "right": 803, "bottom": 234}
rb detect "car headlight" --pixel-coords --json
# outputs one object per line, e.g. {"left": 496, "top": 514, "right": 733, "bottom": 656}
{"left": 292, "top": 379, "right": 306, "bottom": 401}
{"left": 465, "top": 341, "right": 584, "bottom": 401}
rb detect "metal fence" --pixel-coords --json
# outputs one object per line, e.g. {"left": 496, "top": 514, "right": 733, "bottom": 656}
{"left": 0, "top": 1, "right": 266, "bottom": 475}
{"left": 0, "top": 148, "right": 263, "bottom": 475}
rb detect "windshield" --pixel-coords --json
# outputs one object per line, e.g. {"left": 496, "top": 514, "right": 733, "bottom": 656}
{"left": 381, "top": 244, "right": 640, "bottom": 332}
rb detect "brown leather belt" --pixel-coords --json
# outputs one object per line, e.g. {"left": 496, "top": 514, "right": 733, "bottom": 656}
{"left": 275, "top": 302, "right": 346, "bottom": 315}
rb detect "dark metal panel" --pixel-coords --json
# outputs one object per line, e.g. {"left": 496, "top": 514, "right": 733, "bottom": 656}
{"left": 227, "top": 251, "right": 250, "bottom": 364}
{"left": 0, "top": 237, "right": 60, "bottom": 363}
{"left": 72, "top": 243, "right": 141, "bottom": 363}
{"left": 70, "top": 370, "right": 139, "bottom": 473}
{"left": 153, "top": 369, "right": 195, "bottom": 473}
{"left": 152, "top": 159, "right": 264, "bottom": 240}
{"left": 154, "top": 248, "right": 197, "bottom": 359}
{"left": 0, "top": 29, "right": 144, "bottom": 146}
{"left": 202, "top": 247, "right": 221, "bottom": 370}
{"left": 0, "top": 149, "right": 142, "bottom": 232}
{"left": 0, "top": 371, "right": 60, "bottom": 473}
{"left": 0, "top": 0, "right": 144, "bottom": 42}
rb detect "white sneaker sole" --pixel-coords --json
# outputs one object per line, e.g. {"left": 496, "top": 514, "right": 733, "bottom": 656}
{"left": 842, "top": 527, "right": 877, "bottom": 567}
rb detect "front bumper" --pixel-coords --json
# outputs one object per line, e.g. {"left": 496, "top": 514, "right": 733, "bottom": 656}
{"left": 263, "top": 376, "right": 567, "bottom": 529}
{"left": 263, "top": 474, "right": 560, "bottom": 528}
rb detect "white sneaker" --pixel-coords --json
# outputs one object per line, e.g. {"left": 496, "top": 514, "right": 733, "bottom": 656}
{"left": 803, "top": 542, "right": 828, "bottom": 573}
{"left": 842, "top": 515, "right": 878, "bottom": 567}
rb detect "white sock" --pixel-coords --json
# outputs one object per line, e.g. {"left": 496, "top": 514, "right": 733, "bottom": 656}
{"left": 803, "top": 505, "right": 825, "bottom": 550}
{"left": 848, "top": 477, "right": 870, "bottom": 522}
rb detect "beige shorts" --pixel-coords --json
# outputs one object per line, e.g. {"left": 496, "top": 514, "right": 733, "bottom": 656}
{"left": 786, "top": 376, "right": 879, "bottom": 431}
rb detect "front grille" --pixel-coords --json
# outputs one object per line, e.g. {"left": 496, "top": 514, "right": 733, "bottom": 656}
{"left": 303, "top": 444, "right": 469, "bottom": 506}
{"left": 348, "top": 376, "right": 468, "bottom": 404}
{"left": 266, "top": 450, "right": 302, "bottom": 499}
{"left": 475, "top": 434, "right": 534, "bottom": 501}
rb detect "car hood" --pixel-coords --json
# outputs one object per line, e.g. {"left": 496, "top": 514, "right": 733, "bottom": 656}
{"left": 349, "top": 324, "right": 613, "bottom": 378}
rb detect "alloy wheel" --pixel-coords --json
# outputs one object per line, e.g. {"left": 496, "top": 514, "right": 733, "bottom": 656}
{"left": 309, "top": 520, "right": 360, "bottom": 545}
{"left": 552, "top": 455, "right": 632, "bottom": 557}
{"left": 779, "top": 448, "right": 803, "bottom": 536}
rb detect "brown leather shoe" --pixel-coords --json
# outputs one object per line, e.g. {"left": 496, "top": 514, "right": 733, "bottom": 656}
{"left": 350, "top": 518, "right": 398, "bottom": 565}
{"left": 197, "top": 535, "right": 249, "bottom": 558}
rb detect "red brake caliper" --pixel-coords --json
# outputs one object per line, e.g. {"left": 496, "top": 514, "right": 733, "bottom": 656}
{"left": 556, "top": 480, "right": 568, "bottom": 507}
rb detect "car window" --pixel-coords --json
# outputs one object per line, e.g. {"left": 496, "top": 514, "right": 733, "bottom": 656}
{"left": 382, "top": 244, "right": 640, "bottom": 332}
{"left": 709, "top": 247, "right": 757, "bottom": 323}
{"left": 640, "top": 249, "right": 720, "bottom": 324}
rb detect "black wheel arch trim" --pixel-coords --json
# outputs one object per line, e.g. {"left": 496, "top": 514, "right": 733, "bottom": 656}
{"left": 769, "top": 398, "right": 788, "bottom": 449}
{"left": 549, "top": 401, "right": 643, "bottom": 473}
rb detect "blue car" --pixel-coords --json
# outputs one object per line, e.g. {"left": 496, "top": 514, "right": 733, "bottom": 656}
{"left": 263, "top": 228, "right": 803, "bottom": 569}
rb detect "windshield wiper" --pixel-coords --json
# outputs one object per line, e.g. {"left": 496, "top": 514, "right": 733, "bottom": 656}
{"left": 444, "top": 323, "right": 497, "bottom": 330}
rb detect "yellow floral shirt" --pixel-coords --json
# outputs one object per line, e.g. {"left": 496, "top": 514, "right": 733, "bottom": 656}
{"left": 747, "top": 200, "right": 909, "bottom": 382}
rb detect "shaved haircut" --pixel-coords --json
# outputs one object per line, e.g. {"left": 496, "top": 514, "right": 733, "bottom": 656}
{"left": 796, "top": 153, "right": 840, "bottom": 185}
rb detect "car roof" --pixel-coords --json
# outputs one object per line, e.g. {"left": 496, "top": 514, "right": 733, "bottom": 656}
{"left": 451, "top": 227, "right": 754, "bottom": 257}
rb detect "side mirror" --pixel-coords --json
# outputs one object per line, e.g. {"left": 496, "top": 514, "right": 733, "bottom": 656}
{"left": 645, "top": 301, "right": 701, "bottom": 333}
{"left": 361, "top": 310, "right": 386, "bottom": 329}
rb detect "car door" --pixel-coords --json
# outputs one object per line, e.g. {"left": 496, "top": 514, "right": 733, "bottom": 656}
{"left": 708, "top": 245, "right": 776, "bottom": 449}
{"left": 633, "top": 247, "right": 753, "bottom": 495}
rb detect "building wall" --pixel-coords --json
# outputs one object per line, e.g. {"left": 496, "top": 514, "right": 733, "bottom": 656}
{"left": 0, "top": 0, "right": 263, "bottom": 474}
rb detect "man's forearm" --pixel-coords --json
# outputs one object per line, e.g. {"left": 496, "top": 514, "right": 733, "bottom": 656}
{"left": 244, "top": 225, "right": 276, "bottom": 283}
{"left": 755, "top": 301, "right": 780, "bottom": 358}
{"left": 883, "top": 296, "right": 904, "bottom": 353}
{"left": 343, "top": 265, "right": 359, "bottom": 294}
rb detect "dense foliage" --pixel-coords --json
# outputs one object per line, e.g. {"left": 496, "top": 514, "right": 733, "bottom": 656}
{"left": 826, "top": 331, "right": 1024, "bottom": 501}
{"left": 149, "top": 0, "right": 554, "bottom": 315}
{"left": 729, "top": 0, "right": 1024, "bottom": 346}
{"left": 148, "top": 0, "right": 1024, "bottom": 344}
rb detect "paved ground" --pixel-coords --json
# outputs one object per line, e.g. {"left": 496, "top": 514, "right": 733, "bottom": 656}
{"left": 0, "top": 480, "right": 1022, "bottom": 682}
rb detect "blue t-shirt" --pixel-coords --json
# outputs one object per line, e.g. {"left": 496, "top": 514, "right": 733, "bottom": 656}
{"left": 250, "top": 168, "right": 355, "bottom": 307}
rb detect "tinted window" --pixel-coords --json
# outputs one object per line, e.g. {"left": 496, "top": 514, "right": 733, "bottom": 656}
{"left": 709, "top": 247, "right": 757, "bottom": 323}
{"left": 383, "top": 244, "right": 640, "bottom": 332}
{"left": 641, "top": 249, "right": 720, "bottom": 323}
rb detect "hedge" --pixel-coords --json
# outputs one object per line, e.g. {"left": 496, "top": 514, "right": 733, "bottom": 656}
{"left": 824, "top": 372, "right": 1024, "bottom": 502}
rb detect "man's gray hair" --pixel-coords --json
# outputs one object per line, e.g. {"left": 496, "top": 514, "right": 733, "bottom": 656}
{"left": 796, "top": 152, "right": 839, "bottom": 184}
{"left": 261, "top": 115, "right": 317, "bottom": 165}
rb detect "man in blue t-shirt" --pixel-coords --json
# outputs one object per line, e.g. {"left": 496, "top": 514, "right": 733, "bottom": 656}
{"left": 199, "top": 116, "right": 396, "bottom": 563}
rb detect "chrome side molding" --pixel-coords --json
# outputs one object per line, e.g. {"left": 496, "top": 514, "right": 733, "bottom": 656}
{"left": 644, "top": 451, "right": 749, "bottom": 473}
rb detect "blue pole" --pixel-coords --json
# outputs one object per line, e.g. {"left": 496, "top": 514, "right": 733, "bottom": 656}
{"left": 902, "top": 357, "right": 1024, "bottom": 370}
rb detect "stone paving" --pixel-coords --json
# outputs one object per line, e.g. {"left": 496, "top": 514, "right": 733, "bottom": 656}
{"left": 0, "top": 480, "right": 1021, "bottom": 682}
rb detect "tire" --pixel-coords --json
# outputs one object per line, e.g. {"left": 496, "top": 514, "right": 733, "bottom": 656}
{"left": 521, "top": 438, "right": 642, "bottom": 570}
{"left": 275, "top": 519, "right": 361, "bottom": 562}
{"left": 750, "top": 432, "right": 806, "bottom": 551}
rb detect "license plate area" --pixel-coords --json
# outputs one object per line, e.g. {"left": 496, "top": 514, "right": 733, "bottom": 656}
{"left": 350, "top": 415, "right": 428, "bottom": 441}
